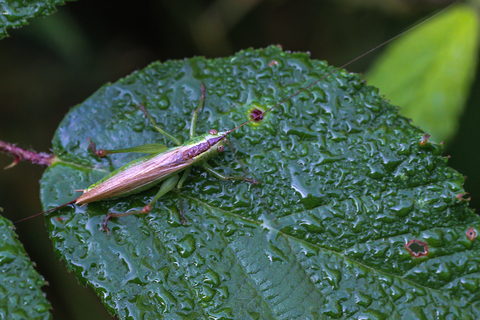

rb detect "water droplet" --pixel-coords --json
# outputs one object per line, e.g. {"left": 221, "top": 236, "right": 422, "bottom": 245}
{"left": 133, "top": 123, "right": 144, "bottom": 132}
{"left": 223, "top": 222, "right": 238, "bottom": 237}
{"left": 354, "top": 292, "right": 372, "bottom": 308}
{"left": 33, "top": 303, "right": 50, "bottom": 313}
{"left": 203, "top": 269, "right": 221, "bottom": 287}
{"left": 176, "top": 234, "right": 196, "bottom": 258}
{"left": 390, "top": 200, "right": 414, "bottom": 217}
{"left": 198, "top": 286, "right": 216, "bottom": 302}
{"left": 157, "top": 97, "right": 170, "bottom": 110}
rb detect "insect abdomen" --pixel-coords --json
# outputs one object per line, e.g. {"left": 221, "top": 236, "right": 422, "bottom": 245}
{"left": 76, "top": 148, "right": 188, "bottom": 204}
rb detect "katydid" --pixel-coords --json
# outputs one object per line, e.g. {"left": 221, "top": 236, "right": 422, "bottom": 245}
{"left": 14, "top": 1, "right": 458, "bottom": 234}
{"left": 80, "top": 85, "right": 260, "bottom": 234}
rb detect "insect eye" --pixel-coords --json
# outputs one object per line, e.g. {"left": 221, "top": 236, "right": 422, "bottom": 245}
{"left": 209, "top": 129, "right": 218, "bottom": 135}
{"left": 218, "top": 145, "right": 225, "bottom": 153}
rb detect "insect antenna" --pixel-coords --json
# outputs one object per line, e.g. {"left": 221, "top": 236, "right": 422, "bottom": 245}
{"left": 227, "top": 0, "right": 460, "bottom": 134}
{"left": 14, "top": 199, "right": 78, "bottom": 224}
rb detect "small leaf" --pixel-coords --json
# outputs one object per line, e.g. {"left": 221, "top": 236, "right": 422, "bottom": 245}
{"left": 0, "top": 215, "right": 51, "bottom": 319}
{"left": 0, "top": 0, "right": 69, "bottom": 40}
{"left": 41, "top": 47, "right": 480, "bottom": 318}
{"left": 365, "top": 5, "right": 479, "bottom": 143}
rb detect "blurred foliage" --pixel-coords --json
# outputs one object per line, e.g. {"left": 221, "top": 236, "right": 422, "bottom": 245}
{"left": 0, "top": 216, "right": 51, "bottom": 319}
{"left": 338, "top": 0, "right": 461, "bottom": 14}
{"left": 0, "top": 0, "right": 479, "bottom": 319}
{"left": 366, "top": 5, "right": 479, "bottom": 143}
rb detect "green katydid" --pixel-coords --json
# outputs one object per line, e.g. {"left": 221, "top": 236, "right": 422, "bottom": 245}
{"left": 80, "top": 85, "right": 260, "bottom": 234}
{"left": 14, "top": 1, "right": 458, "bottom": 234}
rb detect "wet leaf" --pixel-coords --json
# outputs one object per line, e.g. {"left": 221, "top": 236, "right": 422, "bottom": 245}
{"left": 365, "top": 5, "right": 479, "bottom": 144}
{"left": 41, "top": 46, "right": 480, "bottom": 318}
{"left": 0, "top": 0, "right": 68, "bottom": 40}
{"left": 0, "top": 215, "right": 51, "bottom": 319}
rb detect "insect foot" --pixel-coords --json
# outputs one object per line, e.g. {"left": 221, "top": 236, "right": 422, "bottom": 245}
{"left": 179, "top": 210, "right": 188, "bottom": 226}
{"left": 102, "top": 205, "right": 153, "bottom": 235}
{"left": 246, "top": 178, "right": 260, "bottom": 185}
{"left": 87, "top": 137, "right": 107, "bottom": 157}
{"left": 102, "top": 213, "right": 115, "bottom": 235}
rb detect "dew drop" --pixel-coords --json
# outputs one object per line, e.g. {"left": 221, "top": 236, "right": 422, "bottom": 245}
{"left": 175, "top": 234, "right": 196, "bottom": 258}
{"left": 199, "top": 286, "right": 216, "bottom": 302}
{"left": 390, "top": 200, "right": 414, "bottom": 217}
{"left": 203, "top": 269, "right": 221, "bottom": 287}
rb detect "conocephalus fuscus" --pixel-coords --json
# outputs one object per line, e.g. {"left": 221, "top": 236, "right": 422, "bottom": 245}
{"left": 14, "top": 1, "right": 460, "bottom": 234}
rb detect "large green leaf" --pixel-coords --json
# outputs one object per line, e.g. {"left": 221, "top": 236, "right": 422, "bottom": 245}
{"left": 41, "top": 46, "right": 480, "bottom": 319}
{"left": 0, "top": 0, "right": 69, "bottom": 40}
{"left": 0, "top": 215, "right": 51, "bottom": 319}
{"left": 365, "top": 5, "right": 479, "bottom": 144}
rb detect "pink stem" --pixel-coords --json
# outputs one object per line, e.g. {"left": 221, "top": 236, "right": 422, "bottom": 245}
{"left": 0, "top": 140, "right": 54, "bottom": 168}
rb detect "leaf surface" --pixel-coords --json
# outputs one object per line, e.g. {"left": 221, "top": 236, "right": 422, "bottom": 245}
{"left": 41, "top": 46, "right": 480, "bottom": 319}
{"left": 0, "top": 216, "right": 51, "bottom": 319}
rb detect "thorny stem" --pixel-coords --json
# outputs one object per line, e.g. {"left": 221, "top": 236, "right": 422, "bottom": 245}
{"left": 0, "top": 140, "right": 55, "bottom": 168}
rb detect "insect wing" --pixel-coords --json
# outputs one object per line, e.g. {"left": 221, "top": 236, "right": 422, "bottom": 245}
{"left": 76, "top": 148, "right": 191, "bottom": 204}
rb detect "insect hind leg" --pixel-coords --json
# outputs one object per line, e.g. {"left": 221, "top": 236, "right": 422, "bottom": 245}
{"left": 102, "top": 174, "right": 180, "bottom": 235}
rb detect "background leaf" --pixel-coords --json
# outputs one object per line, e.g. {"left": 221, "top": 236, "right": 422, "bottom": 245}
{"left": 0, "top": 0, "right": 70, "bottom": 40}
{"left": 40, "top": 47, "right": 480, "bottom": 318}
{"left": 0, "top": 216, "right": 51, "bottom": 319}
{"left": 365, "top": 5, "right": 479, "bottom": 143}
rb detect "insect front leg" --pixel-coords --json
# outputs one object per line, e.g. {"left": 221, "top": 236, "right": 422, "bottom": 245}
{"left": 88, "top": 138, "right": 168, "bottom": 158}
{"left": 102, "top": 173, "right": 180, "bottom": 235}
{"left": 189, "top": 83, "right": 206, "bottom": 138}
{"left": 138, "top": 104, "right": 183, "bottom": 146}
{"left": 88, "top": 97, "right": 197, "bottom": 157}
{"left": 202, "top": 163, "right": 259, "bottom": 185}
{"left": 140, "top": 82, "right": 205, "bottom": 144}
{"left": 176, "top": 167, "right": 192, "bottom": 225}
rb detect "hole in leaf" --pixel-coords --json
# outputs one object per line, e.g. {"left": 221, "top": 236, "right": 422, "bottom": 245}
{"left": 405, "top": 239, "right": 428, "bottom": 258}
{"left": 250, "top": 109, "right": 264, "bottom": 122}
{"left": 466, "top": 227, "right": 477, "bottom": 241}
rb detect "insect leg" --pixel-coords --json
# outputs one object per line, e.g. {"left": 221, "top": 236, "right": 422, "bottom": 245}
{"left": 190, "top": 84, "right": 206, "bottom": 138}
{"left": 138, "top": 104, "right": 182, "bottom": 146}
{"left": 175, "top": 167, "right": 192, "bottom": 225}
{"left": 102, "top": 173, "right": 180, "bottom": 234}
{"left": 88, "top": 138, "right": 168, "bottom": 158}
{"left": 202, "top": 163, "right": 259, "bottom": 185}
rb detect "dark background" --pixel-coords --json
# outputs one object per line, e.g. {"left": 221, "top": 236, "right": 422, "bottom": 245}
{"left": 0, "top": 0, "right": 476, "bottom": 319}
